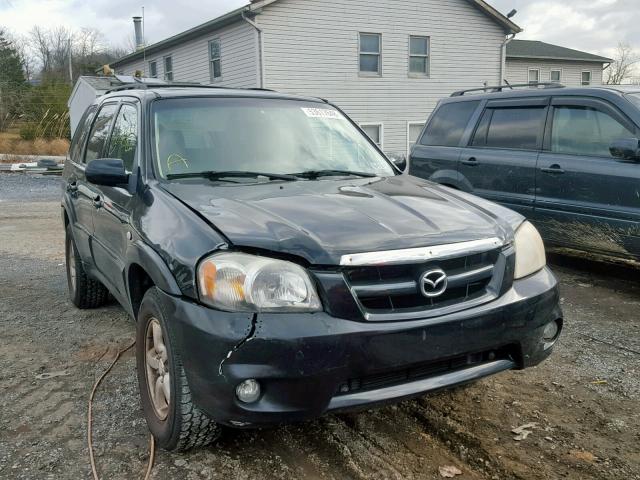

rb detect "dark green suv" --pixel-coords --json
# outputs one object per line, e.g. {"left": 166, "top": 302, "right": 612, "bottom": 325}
{"left": 410, "top": 84, "right": 640, "bottom": 264}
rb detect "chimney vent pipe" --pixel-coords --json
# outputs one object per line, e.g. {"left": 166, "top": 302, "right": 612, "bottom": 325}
{"left": 133, "top": 16, "right": 144, "bottom": 51}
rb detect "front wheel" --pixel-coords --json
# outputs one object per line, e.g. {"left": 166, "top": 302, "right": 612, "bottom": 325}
{"left": 136, "top": 287, "right": 221, "bottom": 451}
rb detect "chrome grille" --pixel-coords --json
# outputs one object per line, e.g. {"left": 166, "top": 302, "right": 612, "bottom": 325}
{"left": 343, "top": 244, "right": 507, "bottom": 321}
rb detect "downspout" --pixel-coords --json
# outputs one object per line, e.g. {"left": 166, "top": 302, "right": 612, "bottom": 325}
{"left": 242, "top": 10, "right": 265, "bottom": 89}
{"left": 500, "top": 33, "right": 516, "bottom": 85}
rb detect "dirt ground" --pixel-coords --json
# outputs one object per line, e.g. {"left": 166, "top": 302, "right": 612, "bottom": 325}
{"left": 1, "top": 174, "right": 639, "bottom": 480}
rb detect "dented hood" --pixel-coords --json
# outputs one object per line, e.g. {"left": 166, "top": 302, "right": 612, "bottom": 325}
{"left": 161, "top": 175, "right": 520, "bottom": 265}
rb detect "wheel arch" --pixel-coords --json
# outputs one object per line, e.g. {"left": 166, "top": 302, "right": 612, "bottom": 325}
{"left": 126, "top": 242, "right": 183, "bottom": 318}
{"left": 428, "top": 169, "right": 473, "bottom": 193}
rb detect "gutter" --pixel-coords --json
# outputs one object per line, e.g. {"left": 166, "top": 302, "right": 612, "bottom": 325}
{"left": 500, "top": 33, "right": 516, "bottom": 84}
{"left": 242, "top": 10, "right": 265, "bottom": 89}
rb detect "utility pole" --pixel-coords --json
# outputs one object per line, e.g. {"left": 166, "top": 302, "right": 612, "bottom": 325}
{"left": 68, "top": 37, "right": 73, "bottom": 83}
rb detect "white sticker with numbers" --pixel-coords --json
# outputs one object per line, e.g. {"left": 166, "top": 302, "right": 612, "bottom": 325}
{"left": 301, "top": 107, "right": 345, "bottom": 120}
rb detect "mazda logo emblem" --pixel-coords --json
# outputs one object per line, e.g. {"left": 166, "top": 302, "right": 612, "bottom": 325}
{"left": 420, "top": 269, "right": 448, "bottom": 298}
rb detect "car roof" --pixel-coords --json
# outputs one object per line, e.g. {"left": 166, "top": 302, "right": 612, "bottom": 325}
{"left": 442, "top": 85, "right": 640, "bottom": 104}
{"left": 100, "top": 84, "right": 326, "bottom": 104}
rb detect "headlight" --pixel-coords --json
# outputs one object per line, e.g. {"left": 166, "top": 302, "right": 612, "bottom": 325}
{"left": 197, "top": 252, "right": 322, "bottom": 312}
{"left": 513, "top": 221, "right": 546, "bottom": 279}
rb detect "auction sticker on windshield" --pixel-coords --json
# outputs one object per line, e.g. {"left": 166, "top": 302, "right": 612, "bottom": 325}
{"left": 301, "top": 107, "right": 345, "bottom": 120}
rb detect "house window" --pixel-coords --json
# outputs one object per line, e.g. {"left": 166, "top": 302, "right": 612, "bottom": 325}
{"left": 407, "top": 122, "right": 425, "bottom": 155}
{"left": 550, "top": 69, "right": 561, "bottom": 83}
{"left": 209, "top": 39, "right": 222, "bottom": 81}
{"left": 164, "top": 56, "right": 173, "bottom": 81}
{"left": 149, "top": 60, "right": 157, "bottom": 78}
{"left": 582, "top": 71, "right": 592, "bottom": 86}
{"left": 409, "top": 36, "right": 429, "bottom": 75}
{"left": 360, "top": 123, "right": 383, "bottom": 149}
{"left": 359, "top": 33, "right": 381, "bottom": 75}
{"left": 528, "top": 69, "right": 540, "bottom": 86}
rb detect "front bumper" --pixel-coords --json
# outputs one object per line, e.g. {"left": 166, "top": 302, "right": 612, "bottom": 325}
{"left": 158, "top": 266, "right": 562, "bottom": 427}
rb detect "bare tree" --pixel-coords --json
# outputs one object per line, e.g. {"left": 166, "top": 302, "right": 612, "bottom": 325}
{"left": 606, "top": 42, "right": 640, "bottom": 85}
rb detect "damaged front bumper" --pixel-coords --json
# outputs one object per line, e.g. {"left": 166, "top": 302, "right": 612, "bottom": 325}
{"left": 157, "top": 266, "right": 562, "bottom": 427}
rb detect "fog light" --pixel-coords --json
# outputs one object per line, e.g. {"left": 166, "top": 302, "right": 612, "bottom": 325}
{"left": 542, "top": 320, "right": 561, "bottom": 349}
{"left": 236, "top": 379, "right": 261, "bottom": 403}
{"left": 543, "top": 321, "right": 559, "bottom": 341}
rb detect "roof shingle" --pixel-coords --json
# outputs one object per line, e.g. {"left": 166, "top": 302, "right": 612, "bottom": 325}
{"left": 506, "top": 40, "right": 612, "bottom": 63}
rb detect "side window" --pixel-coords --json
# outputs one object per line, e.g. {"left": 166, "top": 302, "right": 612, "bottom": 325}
{"left": 360, "top": 124, "right": 383, "bottom": 149}
{"left": 420, "top": 101, "right": 479, "bottom": 147}
{"left": 164, "top": 56, "right": 173, "bottom": 81}
{"left": 359, "top": 33, "right": 381, "bottom": 75}
{"left": 107, "top": 104, "right": 138, "bottom": 173}
{"left": 209, "top": 39, "right": 222, "bottom": 81}
{"left": 69, "top": 105, "right": 97, "bottom": 163}
{"left": 551, "top": 106, "right": 635, "bottom": 157}
{"left": 149, "top": 60, "right": 157, "bottom": 78}
{"left": 84, "top": 103, "right": 118, "bottom": 164}
{"left": 472, "top": 107, "right": 546, "bottom": 150}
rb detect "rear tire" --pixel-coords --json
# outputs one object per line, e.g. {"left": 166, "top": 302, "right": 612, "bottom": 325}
{"left": 65, "top": 224, "right": 109, "bottom": 309}
{"left": 136, "top": 287, "right": 221, "bottom": 451}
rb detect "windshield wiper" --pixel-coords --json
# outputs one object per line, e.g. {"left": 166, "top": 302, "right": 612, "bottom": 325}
{"left": 166, "top": 170, "right": 298, "bottom": 181}
{"left": 289, "top": 169, "right": 378, "bottom": 179}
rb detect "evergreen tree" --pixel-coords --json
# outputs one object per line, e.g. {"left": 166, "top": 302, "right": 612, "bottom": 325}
{"left": 0, "top": 28, "right": 27, "bottom": 131}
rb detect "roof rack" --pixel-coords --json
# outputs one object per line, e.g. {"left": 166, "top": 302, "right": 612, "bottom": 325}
{"left": 451, "top": 82, "right": 565, "bottom": 97}
{"left": 105, "top": 82, "right": 229, "bottom": 94}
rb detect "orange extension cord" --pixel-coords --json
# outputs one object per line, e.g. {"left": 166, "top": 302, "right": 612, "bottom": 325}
{"left": 87, "top": 340, "right": 156, "bottom": 480}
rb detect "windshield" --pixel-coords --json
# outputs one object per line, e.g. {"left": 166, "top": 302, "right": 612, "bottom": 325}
{"left": 626, "top": 92, "right": 640, "bottom": 108}
{"left": 151, "top": 97, "right": 395, "bottom": 179}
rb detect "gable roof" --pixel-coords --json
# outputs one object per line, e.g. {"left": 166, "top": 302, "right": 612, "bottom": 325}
{"left": 251, "top": 0, "right": 521, "bottom": 34}
{"left": 506, "top": 40, "right": 612, "bottom": 63}
{"left": 111, "top": 0, "right": 520, "bottom": 67}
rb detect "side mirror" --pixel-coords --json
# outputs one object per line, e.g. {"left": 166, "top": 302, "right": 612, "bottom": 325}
{"left": 610, "top": 138, "right": 640, "bottom": 161}
{"left": 85, "top": 158, "right": 129, "bottom": 186}
{"left": 387, "top": 152, "right": 408, "bottom": 172}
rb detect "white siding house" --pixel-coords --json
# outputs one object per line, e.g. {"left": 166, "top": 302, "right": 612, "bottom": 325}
{"left": 505, "top": 40, "right": 612, "bottom": 87}
{"left": 111, "top": 0, "right": 520, "bottom": 156}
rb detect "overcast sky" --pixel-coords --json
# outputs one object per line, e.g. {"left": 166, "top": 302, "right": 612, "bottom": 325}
{"left": 1, "top": 0, "right": 639, "bottom": 58}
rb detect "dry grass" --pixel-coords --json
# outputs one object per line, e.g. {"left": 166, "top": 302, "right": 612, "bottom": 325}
{"left": 0, "top": 132, "right": 69, "bottom": 162}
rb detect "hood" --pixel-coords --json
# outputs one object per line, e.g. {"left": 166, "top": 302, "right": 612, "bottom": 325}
{"left": 161, "top": 175, "right": 521, "bottom": 265}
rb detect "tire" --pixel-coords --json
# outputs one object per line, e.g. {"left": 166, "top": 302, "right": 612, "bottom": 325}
{"left": 65, "top": 224, "right": 109, "bottom": 309}
{"left": 136, "top": 287, "right": 221, "bottom": 451}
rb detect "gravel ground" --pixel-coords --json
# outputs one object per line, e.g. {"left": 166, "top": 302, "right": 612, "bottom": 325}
{"left": 0, "top": 172, "right": 62, "bottom": 203}
{"left": 1, "top": 175, "right": 639, "bottom": 479}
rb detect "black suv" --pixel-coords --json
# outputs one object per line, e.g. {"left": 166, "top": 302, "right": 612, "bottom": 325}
{"left": 62, "top": 84, "right": 562, "bottom": 451}
{"left": 410, "top": 84, "right": 640, "bottom": 264}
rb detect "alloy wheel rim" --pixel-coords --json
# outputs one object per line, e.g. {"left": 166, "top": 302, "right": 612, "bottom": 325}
{"left": 145, "top": 318, "right": 170, "bottom": 420}
{"left": 68, "top": 240, "right": 76, "bottom": 293}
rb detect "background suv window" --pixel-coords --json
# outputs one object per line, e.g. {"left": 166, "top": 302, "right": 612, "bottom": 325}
{"left": 551, "top": 106, "right": 635, "bottom": 157}
{"left": 420, "top": 101, "right": 479, "bottom": 147}
{"left": 84, "top": 103, "right": 118, "bottom": 163}
{"left": 107, "top": 104, "right": 138, "bottom": 173}
{"left": 472, "top": 107, "right": 545, "bottom": 150}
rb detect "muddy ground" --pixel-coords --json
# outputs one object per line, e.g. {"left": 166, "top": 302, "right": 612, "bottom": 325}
{"left": 0, "top": 174, "right": 639, "bottom": 480}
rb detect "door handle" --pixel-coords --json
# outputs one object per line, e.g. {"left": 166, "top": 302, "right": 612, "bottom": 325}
{"left": 93, "top": 195, "right": 103, "bottom": 209}
{"left": 540, "top": 165, "right": 565, "bottom": 174}
{"left": 461, "top": 157, "right": 478, "bottom": 166}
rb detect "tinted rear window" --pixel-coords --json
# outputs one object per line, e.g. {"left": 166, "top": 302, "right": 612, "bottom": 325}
{"left": 471, "top": 107, "right": 546, "bottom": 150}
{"left": 420, "top": 101, "right": 479, "bottom": 147}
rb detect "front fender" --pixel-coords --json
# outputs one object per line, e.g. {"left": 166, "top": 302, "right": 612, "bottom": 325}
{"left": 125, "top": 241, "right": 183, "bottom": 297}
